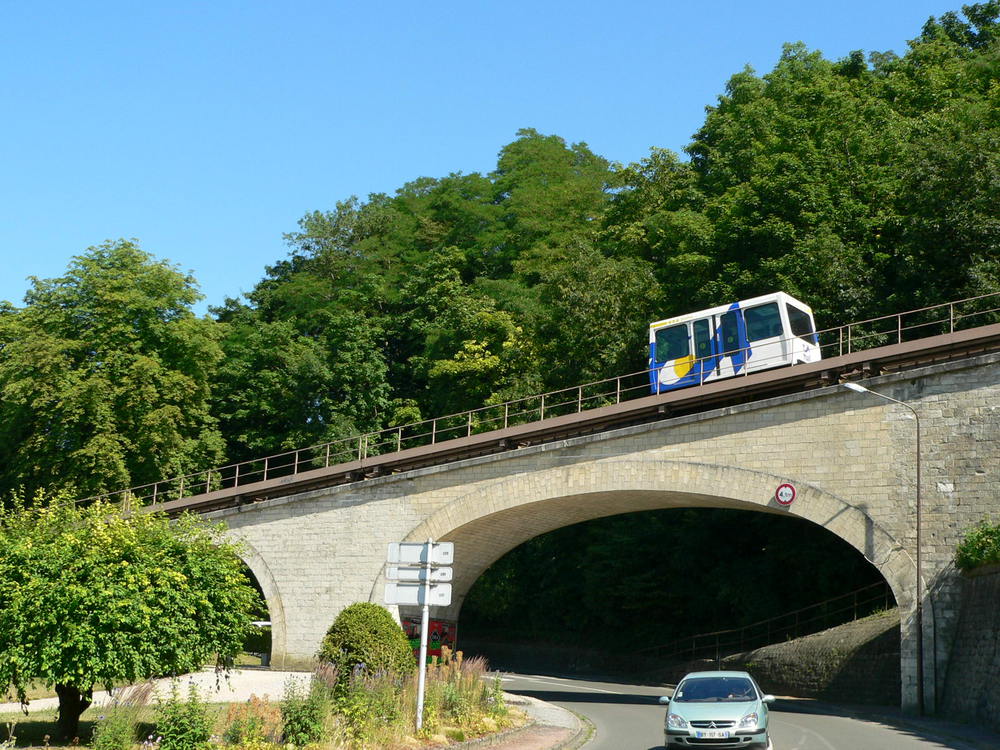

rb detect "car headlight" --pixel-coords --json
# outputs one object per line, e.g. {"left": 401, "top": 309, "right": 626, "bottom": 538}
{"left": 667, "top": 713, "right": 689, "bottom": 729}
{"left": 738, "top": 712, "right": 759, "bottom": 729}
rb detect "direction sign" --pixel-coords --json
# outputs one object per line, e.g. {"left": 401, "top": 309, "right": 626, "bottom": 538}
{"left": 387, "top": 565, "right": 453, "bottom": 583}
{"left": 387, "top": 541, "right": 454, "bottom": 566}
{"left": 384, "top": 582, "right": 453, "bottom": 607}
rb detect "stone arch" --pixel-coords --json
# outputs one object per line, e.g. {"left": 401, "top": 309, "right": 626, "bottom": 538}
{"left": 231, "top": 536, "right": 290, "bottom": 670}
{"left": 401, "top": 458, "right": 911, "bottom": 619}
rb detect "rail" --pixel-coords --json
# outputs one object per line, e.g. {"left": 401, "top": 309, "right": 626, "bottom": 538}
{"left": 631, "top": 580, "right": 895, "bottom": 668}
{"left": 84, "top": 291, "right": 1000, "bottom": 507}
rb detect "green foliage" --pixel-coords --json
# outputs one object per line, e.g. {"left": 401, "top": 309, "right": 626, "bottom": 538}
{"left": 0, "top": 493, "right": 259, "bottom": 737}
{"left": 91, "top": 707, "right": 140, "bottom": 750}
{"left": 155, "top": 682, "right": 212, "bottom": 750}
{"left": 0, "top": 240, "right": 225, "bottom": 499}
{"left": 317, "top": 603, "right": 416, "bottom": 689}
{"left": 955, "top": 519, "right": 1000, "bottom": 571}
{"left": 334, "top": 669, "right": 406, "bottom": 742}
{"left": 242, "top": 625, "right": 271, "bottom": 656}
{"left": 279, "top": 679, "right": 329, "bottom": 747}
{"left": 91, "top": 682, "right": 155, "bottom": 750}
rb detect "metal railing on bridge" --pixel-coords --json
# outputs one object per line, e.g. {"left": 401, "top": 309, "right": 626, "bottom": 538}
{"left": 85, "top": 292, "right": 1000, "bottom": 507}
{"left": 630, "top": 580, "right": 895, "bottom": 669}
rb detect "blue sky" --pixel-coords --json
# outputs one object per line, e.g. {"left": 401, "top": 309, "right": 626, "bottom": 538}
{"left": 2, "top": 1, "right": 956, "bottom": 313}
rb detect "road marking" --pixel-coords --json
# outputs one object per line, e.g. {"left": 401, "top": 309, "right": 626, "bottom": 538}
{"left": 501, "top": 674, "right": 625, "bottom": 695}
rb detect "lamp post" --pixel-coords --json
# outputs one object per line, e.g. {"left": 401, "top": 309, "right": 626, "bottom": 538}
{"left": 842, "top": 381, "right": 924, "bottom": 715}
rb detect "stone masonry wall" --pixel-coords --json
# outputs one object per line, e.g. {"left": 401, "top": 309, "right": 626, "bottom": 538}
{"left": 941, "top": 564, "right": 1000, "bottom": 732}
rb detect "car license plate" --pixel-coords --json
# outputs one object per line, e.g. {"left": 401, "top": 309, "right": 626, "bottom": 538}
{"left": 695, "top": 730, "right": 730, "bottom": 738}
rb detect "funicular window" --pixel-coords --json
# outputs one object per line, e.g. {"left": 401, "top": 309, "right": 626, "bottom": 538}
{"left": 719, "top": 311, "right": 741, "bottom": 354}
{"left": 655, "top": 324, "right": 690, "bottom": 361}
{"left": 744, "top": 302, "right": 782, "bottom": 342}
{"left": 787, "top": 304, "right": 817, "bottom": 343}
{"left": 693, "top": 318, "right": 712, "bottom": 360}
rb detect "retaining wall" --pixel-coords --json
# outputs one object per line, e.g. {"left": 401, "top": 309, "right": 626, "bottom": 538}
{"left": 941, "top": 564, "right": 1000, "bottom": 733}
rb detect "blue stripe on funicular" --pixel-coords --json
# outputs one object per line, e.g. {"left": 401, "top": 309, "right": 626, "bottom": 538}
{"left": 724, "top": 301, "right": 751, "bottom": 373}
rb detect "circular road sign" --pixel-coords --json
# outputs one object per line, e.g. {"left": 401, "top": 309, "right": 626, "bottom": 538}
{"left": 775, "top": 483, "right": 796, "bottom": 506}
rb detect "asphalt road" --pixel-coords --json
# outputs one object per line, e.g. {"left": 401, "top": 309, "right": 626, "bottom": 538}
{"left": 500, "top": 673, "right": 997, "bottom": 750}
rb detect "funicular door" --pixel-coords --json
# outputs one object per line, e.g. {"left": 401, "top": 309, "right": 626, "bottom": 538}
{"left": 712, "top": 308, "right": 745, "bottom": 379}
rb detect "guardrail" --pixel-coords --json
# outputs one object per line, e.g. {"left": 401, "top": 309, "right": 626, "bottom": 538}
{"left": 85, "top": 291, "right": 1000, "bottom": 507}
{"left": 631, "top": 580, "right": 895, "bottom": 668}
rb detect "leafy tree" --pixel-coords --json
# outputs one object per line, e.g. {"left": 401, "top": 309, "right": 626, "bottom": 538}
{"left": 531, "top": 242, "right": 662, "bottom": 387}
{"left": 0, "top": 493, "right": 259, "bottom": 739}
{"left": 211, "top": 306, "right": 368, "bottom": 464}
{"left": 0, "top": 240, "right": 225, "bottom": 499}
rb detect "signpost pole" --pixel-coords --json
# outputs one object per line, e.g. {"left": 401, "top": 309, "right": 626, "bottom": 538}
{"left": 415, "top": 538, "right": 433, "bottom": 731}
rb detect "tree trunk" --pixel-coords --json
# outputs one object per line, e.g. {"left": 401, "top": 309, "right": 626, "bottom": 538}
{"left": 55, "top": 684, "right": 92, "bottom": 740}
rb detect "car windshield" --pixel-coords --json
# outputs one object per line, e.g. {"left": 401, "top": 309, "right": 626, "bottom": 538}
{"left": 673, "top": 677, "right": 756, "bottom": 703}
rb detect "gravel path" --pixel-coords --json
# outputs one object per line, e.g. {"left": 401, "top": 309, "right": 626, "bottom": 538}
{"left": 0, "top": 669, "right": 310, "bottom": 715}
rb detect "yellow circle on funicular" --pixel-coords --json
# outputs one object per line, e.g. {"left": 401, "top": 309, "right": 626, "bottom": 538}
{"left": 673, "top": 354, "right": 694, "bottom": 378}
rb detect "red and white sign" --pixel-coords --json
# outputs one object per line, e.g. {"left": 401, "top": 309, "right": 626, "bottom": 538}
{"left": 775, "top": 483, "right": 796, "bottom": 506}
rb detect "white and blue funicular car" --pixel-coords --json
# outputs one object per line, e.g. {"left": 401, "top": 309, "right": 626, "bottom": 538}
{"left": 649, "top": 292, "right": 821, "bottom": 394}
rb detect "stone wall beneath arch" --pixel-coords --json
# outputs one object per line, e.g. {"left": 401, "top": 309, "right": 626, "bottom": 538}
{"left": 941, "top": 565, "right": 1000, "bottom": 731}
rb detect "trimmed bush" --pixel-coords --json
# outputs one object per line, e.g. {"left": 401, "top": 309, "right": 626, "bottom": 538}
{"left": 318, "top": 602, "right": 416, "bottom": 688}
{"left": 955, "top": 519, "right": 1000, "bottom": 571}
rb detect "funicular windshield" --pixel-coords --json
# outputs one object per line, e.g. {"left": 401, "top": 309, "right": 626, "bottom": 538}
{"left": 655, "top": 324, "right": 690, "bottom": 362}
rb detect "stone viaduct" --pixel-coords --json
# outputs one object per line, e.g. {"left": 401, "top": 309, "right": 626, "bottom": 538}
{"left": 208, "top": 352, "right": 1000, "bottom": 713}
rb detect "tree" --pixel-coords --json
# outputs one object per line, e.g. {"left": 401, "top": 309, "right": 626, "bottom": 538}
{"left": 0, "top": 493, "right": 259, "bottom": 739}
{"left": 0, "top": 240, "right": 225, "bottom": 499}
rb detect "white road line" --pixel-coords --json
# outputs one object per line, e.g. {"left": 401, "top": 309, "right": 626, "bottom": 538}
{"left": 501, "top": 674, "right": 625, "bottom": 695}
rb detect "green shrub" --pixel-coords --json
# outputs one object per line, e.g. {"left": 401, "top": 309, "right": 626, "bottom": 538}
{"left": 280, "top": 679, "right": 328, "bottom": 747}
{"left": 92, "top": 682, "right": 155, "bottom": 750}
{"left": 155, "top": 682, "right": 212, "bottom": 750}
{"left": 317, "top": 602, "right": 416, "bottom": 690}
{"left": 955, "top": 519, "right": 1000, "bottom": 571}
{"left": 242, "top": 625, "right": 272, "bottom": 656}
{"left": 92, "top": 709, "right": 139, "bottom": 750}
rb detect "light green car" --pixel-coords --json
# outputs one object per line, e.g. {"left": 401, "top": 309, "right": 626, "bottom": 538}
{"left": 658, "top": 670, "right": 775, "bottom": 749}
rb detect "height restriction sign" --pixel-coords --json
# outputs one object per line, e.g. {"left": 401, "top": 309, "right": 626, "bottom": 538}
{"left": 775, "top": 483, "right": 796, "bottom": 506}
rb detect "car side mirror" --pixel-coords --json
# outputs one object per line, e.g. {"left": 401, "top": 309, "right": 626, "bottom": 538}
{"left": 762, "top": 694, "right": 775, "bottom": 704}
{"left": 658, "top": 696, "right": 671, "bottom": 705}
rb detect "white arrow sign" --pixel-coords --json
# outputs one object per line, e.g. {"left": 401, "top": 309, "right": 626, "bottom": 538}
{"left": 387, "top": 541, "right": 454, "bottom": 565}
{"left": 384, "top": 582, "right": 453, "bottom": 607}
{"left": 387, "top": 565, "right": 453, "bottom": 582}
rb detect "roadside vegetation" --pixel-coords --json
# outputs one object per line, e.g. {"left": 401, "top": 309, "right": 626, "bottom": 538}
{"left": 955, "top": 519, "right": 1000, "bottom": 572}
{"left": 1, "top": 615, "right": 514, "bottom": 750}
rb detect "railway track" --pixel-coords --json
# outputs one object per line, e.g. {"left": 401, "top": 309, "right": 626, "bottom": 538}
{"left": 149, "top": 319, "right": 1000, "bottom": 516}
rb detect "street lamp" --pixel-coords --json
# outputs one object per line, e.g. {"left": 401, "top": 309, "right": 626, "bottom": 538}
{"left": 842, "top": 381, "right": 924, "bottom": 715}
